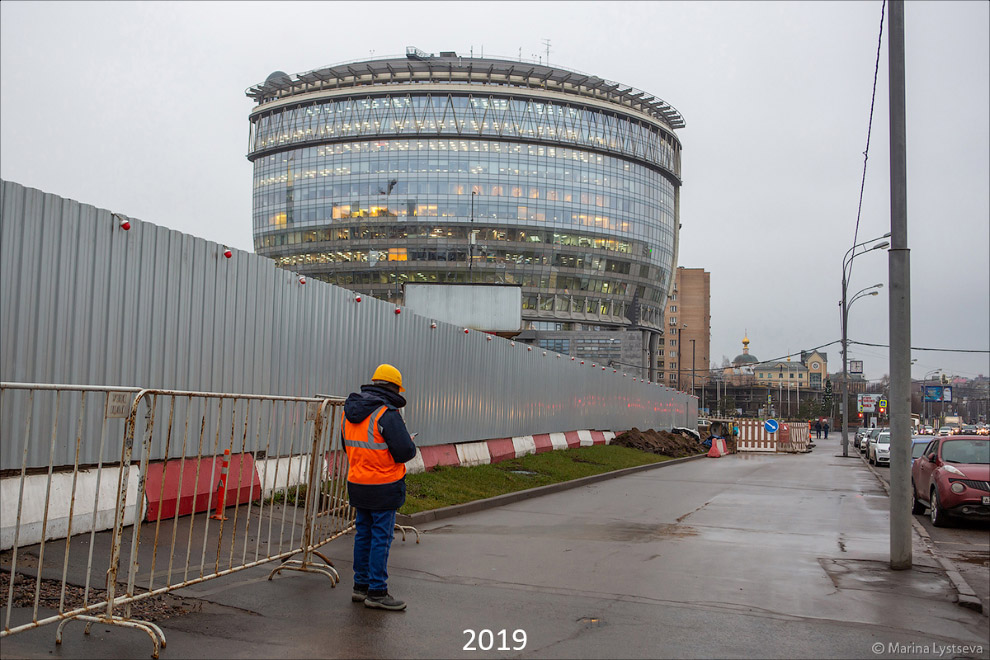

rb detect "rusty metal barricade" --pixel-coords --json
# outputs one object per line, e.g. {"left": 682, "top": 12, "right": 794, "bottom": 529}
{"left": 1, "top": 384, "right": 143, "bottom": 643}
{"left": 1, "top": 384, "right": 355, "bottom": 658}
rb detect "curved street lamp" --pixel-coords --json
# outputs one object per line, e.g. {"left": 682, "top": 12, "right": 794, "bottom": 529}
{"left": 840, "top": 235, "right": 890, "bottom": 457}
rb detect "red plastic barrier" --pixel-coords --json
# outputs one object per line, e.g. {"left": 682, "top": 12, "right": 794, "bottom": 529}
{"left": 144, "top": 453, "right": 261, "bottom": 522}
{"left": 564, "top": 431, "right": 582, "bottom": 448}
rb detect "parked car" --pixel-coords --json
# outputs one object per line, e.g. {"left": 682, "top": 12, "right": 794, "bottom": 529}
{"left": 863, "top": 427, "right": 886, "bottom": 455}
{"left": 854, "top": 428, "right": 868, "bottom": 449}
{"left": 869, "top": 432, "right": 891, "bottom": 466}
{"left": 911, "top": 435, "right": 990, "bottom": 526}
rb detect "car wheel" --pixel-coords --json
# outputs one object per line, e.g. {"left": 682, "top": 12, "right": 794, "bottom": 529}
{"left": 911, "top": 481, "right": 925, "bottom": 514}
{"left": 930, "top": 487, "right": 949, "bottom": 527}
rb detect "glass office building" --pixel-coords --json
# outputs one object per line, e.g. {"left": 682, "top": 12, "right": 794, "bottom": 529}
{"left": 246, "top": 49, "right": 684, "bottom": 378}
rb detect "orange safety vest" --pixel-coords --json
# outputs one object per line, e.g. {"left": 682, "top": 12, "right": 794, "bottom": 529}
{"left": 343, "top": 406, "right": 406, "bottom": 485}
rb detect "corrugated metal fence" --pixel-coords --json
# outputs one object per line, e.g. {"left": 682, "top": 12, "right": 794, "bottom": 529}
{"left": 0, "top": 178, "right": 695, "bottom": 470}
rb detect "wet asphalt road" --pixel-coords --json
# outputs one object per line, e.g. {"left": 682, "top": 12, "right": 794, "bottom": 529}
{"left": 2, "top": 441, "right": 988, "bottom": 659}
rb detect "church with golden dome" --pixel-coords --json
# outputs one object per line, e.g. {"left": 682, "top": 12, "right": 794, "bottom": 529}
{"left": 722, "top": 335, "right": 828, "bottom": 391}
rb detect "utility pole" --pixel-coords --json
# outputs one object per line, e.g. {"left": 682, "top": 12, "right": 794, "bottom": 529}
{"left": 887, "top": 0, "right": 912, "bottom": 570}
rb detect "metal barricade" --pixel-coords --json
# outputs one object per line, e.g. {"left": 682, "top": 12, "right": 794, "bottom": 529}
{"left": 1, "top": 384, "right": 142, "bottom": 643}
{"left": 1, "top": 384, "right": 354, "bottom": 658}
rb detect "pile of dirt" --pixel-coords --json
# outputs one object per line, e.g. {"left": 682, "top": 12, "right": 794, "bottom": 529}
{"left": 612, "top": 428, "right": 705, "bottom": 458}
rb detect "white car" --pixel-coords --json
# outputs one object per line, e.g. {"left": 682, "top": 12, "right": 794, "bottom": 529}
{"left": 869, "top": 432, "right": 890, "bottom": 466}
{"left": 862, "top": 427, "right": 884, "bottom": 454}
{"left": 937, "top": 427, "right": 953, "bottom": 437}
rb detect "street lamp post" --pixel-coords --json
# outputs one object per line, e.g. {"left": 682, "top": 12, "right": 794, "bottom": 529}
{"left": 778, "top": 365, "right": 783, "bottom": 419}
{"left": 841, "top": 234, "right": 890, "bottom": 457}
{"left": 690, "top": 338, "right": 696, "bottom": 401}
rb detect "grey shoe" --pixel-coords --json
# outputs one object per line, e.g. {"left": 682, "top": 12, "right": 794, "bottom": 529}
{"left": 364, "top": 593, "right": 406, "bottom": 611}
{"left": 352, "top": 585, "right": 369, "bottom": 602}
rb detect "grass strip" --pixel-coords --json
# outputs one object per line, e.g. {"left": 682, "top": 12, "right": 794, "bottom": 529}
{"left": 399, "top": 444, "right": 678, "bottom": 515}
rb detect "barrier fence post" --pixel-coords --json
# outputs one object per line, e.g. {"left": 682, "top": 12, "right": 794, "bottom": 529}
{"left": 210, "top": 449, "right": 231, "bottom": 521}
{"left": 267, "top": 399, "right": 341, "bottom": 584}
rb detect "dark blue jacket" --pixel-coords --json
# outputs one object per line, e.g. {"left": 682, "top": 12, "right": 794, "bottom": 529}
{"left": 344, "top": 384, "right": 417, "bottom": 510}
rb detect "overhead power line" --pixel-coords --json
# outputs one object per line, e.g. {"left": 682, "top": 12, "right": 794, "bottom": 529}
{"left": 847, "top": 0, "right": 887, "bottom": 285}
{"left": 848, "top": 340, "right": 990, "bottom": 354}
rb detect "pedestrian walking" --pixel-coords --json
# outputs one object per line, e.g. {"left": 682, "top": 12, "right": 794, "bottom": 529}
{"left": 823, "top": 420, "right": 830, "bottom": 439}
{"left": 343, "top": 364, "right": 417, "bottom": 611}
{"left": 814, "top": 420, "right": 822, "bottom": 439}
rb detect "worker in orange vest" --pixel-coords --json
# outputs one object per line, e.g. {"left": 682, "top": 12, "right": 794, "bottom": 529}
{"left": 343, "top": 364, "right": 417, "bottom": 611}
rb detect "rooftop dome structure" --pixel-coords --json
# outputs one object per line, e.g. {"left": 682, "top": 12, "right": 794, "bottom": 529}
{"left": 732, "top": 336, "right": 759, "bottom": 366}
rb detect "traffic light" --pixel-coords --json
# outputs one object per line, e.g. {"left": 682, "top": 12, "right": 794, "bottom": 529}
{"left": 858, "top": 412, "right": 863, "bottom": 418}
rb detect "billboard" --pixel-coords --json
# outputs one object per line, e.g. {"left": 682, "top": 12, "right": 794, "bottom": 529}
{"left": 923, "top": 386, "right": 952, "bottom": 403}
{"left": 858, "top": 393, "right": 878, "bottom": 413}
{"left": 404, "top": 283, "right": 522, "bottom": 332}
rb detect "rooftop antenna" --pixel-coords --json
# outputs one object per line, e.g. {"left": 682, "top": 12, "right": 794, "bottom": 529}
{"left": 542, "top": 38, "right": 551, "bottom": 64}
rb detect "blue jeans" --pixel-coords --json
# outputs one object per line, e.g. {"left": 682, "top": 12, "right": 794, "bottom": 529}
{"left": 352, "top": 508, "right": 396, "bottom": 593}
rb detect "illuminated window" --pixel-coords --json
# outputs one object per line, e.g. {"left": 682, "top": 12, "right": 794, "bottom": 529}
{"left": 388, "top": 248, "right": 407, "bottom": 261}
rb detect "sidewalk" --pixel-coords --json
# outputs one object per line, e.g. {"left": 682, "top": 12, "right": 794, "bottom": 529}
{"left": 2, "top": 438, "right": 988, "bottom": 659}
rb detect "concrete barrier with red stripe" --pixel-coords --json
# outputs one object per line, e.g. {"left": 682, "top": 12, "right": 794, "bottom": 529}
{"left": 403, "top": 430, "right": 619, "bottom": 474}
{"left": 140, "top": 428, "right": 632, "bottom": 516}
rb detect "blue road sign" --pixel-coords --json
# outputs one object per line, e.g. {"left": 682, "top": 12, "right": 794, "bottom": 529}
{"left": 764, "top": 419, "right": 779, "bottom": 434}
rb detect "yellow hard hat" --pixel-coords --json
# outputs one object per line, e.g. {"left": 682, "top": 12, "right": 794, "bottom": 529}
{"left": 372, "top": 363, "right": 405, "bottom": 392}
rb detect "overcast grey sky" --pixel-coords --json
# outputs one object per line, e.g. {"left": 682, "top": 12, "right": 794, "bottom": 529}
{"left": 2, "top": 1, "right": 987, "bottom": 383}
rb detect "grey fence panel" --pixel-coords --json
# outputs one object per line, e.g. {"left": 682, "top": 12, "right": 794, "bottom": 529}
{"left": 0, "top": 178, "right": 695, "bottom": 470}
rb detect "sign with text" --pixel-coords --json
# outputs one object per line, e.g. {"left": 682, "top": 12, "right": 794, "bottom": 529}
{"left": 105, "top": 392, "right": 133, "bottom": 419}
{"left": 849, "top": 360, "right": 864, "bottom": 374}
{"left": 858, "top": 393, "right": 878, "bottom": 413}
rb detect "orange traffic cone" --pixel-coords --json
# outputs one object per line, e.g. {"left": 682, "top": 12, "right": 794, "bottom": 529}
{"left": 210, "top": 449, "right": 231, "bottom": 521}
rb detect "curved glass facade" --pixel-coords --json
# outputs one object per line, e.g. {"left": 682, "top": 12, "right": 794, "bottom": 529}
{"left": 247, "top": 55, "right": 683, "bottom": 354}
